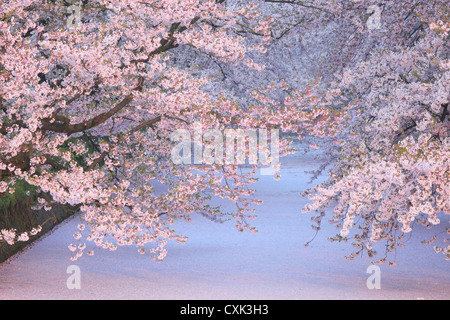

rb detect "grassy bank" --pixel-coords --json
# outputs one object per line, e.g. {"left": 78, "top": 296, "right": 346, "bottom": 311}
{"left": 0, "top": 180, "right": 78, "bottom": 264}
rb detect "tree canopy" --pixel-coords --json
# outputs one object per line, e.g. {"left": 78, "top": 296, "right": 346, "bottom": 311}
{"left": 0, "top": 0, "right": 448, "bottom": 263}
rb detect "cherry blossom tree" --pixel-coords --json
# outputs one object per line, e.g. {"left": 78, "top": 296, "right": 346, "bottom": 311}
{"left": 0, "top": 0, "right": 293, "bottom": 261}
{"left": 286, "top": 0, "right": 450, "bottom": 264}
{"left": 1, "top": 0, "right": 448, "bottom": 265}
{"left": 240, "top": 0, "right": 449, "bottom": 264}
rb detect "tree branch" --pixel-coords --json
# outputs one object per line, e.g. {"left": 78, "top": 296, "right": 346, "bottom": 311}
{"left": 440, "top": 103, "right": 448, "bottom": 123}
{"left": 86, "top": 115, "right": 162, "bottom": 171}
{"left": 40, "top": 94, "right": 133, "bottom": 134}
{"left": 264, "top": 0, "right": 334, "bottom": 15}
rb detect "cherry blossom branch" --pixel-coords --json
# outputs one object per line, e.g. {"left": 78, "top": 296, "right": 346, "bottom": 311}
{"left": 40, "top": 94, "right": 134, "bottom": 134}
{"left": 263, "top": 0, "right": 334, "bottom": 15}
